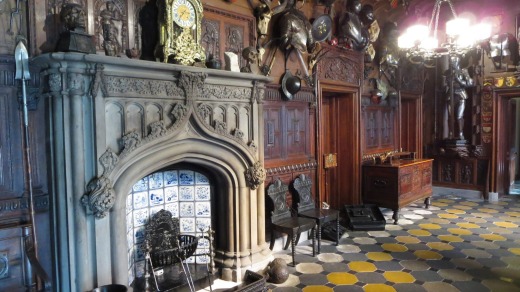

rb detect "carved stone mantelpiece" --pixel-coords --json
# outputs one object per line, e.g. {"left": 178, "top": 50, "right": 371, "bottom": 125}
{"left": 33, "top": 52, "right": 272, "bottom": 290}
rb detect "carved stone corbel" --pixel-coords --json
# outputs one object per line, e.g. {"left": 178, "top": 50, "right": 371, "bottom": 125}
{"left": 178, "top": 71, "right": 207, "bottom": 102}
{"left": 245, "top": 161, "right": 266, "bottom": 190}
{"left": 81, "top": 175, "right": 115, "bottom": 219}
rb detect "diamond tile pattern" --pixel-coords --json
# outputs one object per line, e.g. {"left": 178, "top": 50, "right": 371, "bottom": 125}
{"left": 266, "top": 195, "right": 520, "bottom": 291}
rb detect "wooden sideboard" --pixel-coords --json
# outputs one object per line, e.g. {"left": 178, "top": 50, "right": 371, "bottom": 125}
{"left": 362, "top": 159, "right": 433, "bottom": 224}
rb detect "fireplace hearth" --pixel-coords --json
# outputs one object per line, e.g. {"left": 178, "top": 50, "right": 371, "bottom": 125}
{"left": 33, "top": 53, "right": 272, "bottom": 291}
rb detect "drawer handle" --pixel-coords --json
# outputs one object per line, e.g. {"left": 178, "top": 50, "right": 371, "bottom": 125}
{"left": 373, "top": 179, "right": 388, "bottom": 187}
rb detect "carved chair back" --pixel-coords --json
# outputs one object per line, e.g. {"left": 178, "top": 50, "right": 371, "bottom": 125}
{"left": 266, "top": 178, "right": 292, "bottom": 223}
{"left": 293, "top": 174, "right": 316, "bottom": 213}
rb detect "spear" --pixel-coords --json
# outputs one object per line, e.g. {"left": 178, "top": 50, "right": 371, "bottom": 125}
{"left": 15, "top": 40, "right": 39, "bottom": 279}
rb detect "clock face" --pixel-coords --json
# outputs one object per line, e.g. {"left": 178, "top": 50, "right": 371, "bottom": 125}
{"left": 173, "top": 0, "right": 196, "bottom": 28}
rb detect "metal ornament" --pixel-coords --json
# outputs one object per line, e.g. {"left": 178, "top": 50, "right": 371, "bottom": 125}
{"left": 281, "top": 69, "right": 301, "bottom": 100}
{"left": 311, "top": 14, "right": 332, "bottom": 43}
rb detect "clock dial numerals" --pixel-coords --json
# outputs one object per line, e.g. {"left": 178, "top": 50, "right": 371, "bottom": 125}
{"left": 173, "top": 0, "right": 196, "bottom": 28}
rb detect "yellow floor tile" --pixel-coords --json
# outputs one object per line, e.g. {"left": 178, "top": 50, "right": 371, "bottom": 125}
{"left": 367, "top": 252, "right": 393, "bottom": 261}
{"left": 508, "top": 248, "right": 520, "bottom": 255}
{"left": 438, "top": 235, "right": 464, "bottom": 242}
{"left": 494, "top": 222, "right": 519, "bottom": 228}
{"left": 383, "top": 271, "right": 415, "bottom": 283}
{"left": 479, "top": 234, "right": 507, "bottom": 241}
{"left": 456, "top": 222, "right": 480, "bottom": 229}
{"left": 419, "top": 223, "right": 442, "bottom": 229}
{"left": 303, "top": 286, "right": 334, "bottom": 292}
{"left": 427, "top": 242, "right": 454, "bottom": 251}
{"left": 349, "top": 261, "right": 377, "bottom": 272}
{"left": 396, "top": 236, "right": 421, "bottom": 244}
{"left": 327, "top": 272, "right": 358, "bottom": 285}
{"left": 382, "top": 243, "right": 408, "bottom": 252}
{"left": 364, "top": 284, "right": 397, "bottom": 292}
{"left": 438, "top": 213, "right": 459, "bottom": 219}
{"left": 408, "top": 229, "right": 432, "bottom": 236}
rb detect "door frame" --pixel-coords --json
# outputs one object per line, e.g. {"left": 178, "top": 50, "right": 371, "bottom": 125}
{"left": 493, "top": 88, "right": 520, "bottom": 195}
{"left": 316, "top": 81, "right": 361, "bottom": 209}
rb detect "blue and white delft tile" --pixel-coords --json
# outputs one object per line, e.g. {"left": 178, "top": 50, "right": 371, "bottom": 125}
{"left": 133, "top": 191, "right": 149, "bottom": 209}
{"left": 128, "top": 249, "right": 134, "bottom": 269}
{"left": 133, "top": 208, "right": 149, "bottom": 227}
{"left": 127, "top": 266, "right": 134, "bottom": 286}
{"left": 164, "top": 170, "right": 178, "bottom": 186}
{"left": 134, "top": 227, "right": 146, "bottom": 244}
{"left": 133, "top": 177, "right": 148, "bottom": 192}
{"left": 126, "top": 213, "right": 133, "bottom": 233}
{"left": 195, "top": 173, "right": 209, "bottom": 184}
{"left": 180, "top": 217, "right": 195, "bottom": 233}
{"left": 195, "top": 202, "right": 211, "bottom": 217}
{"left": 197, "top": 237, "right": 210, "bottom": 249}
{"left": 149, "top": 189, "right": 164, "bottom": 206}
{"left": 127, "top": 230, "right": 133, "bottom": 247}
{"left": 134, "top": 260, "right": 145, "bottom": 278}
{"left": 149, "top": 206, "right": 164, "bottom": 218}
{"left": 164, "top": 187, "right": 178, "bottom": 203}
{"left": 149, "top": 172, "right": 164, "bottom": 189}
{"left": 135, "top": 243, "right": 146, "bottom": 261}
{"left": 180, "top": 202, "right": 195, "bottom": 217}
{"left": 126, "top": 194, "right": 133, "bottom": 213}
{"left": 196, "top": 252, "right": 210, "bottom": 264}
{"left": 196, "top": 218, "right": 212, "bottom": 233}
{"left": 179, "top": 170, "right": 195, "bottom": 185}
{"left": 195, "top": 186, "right": 210, "bottom": 201}
{"left": 179, "top": 186, "right": 195, "bottom": 201}
{"left": 164, "top": 203, "right": 179, "bottom": 217}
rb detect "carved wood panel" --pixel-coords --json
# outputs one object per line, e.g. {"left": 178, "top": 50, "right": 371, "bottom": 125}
{"left": 264, "top": 104, "right": 283, "bottom": 161}
{"left": 202, "top": 6, "right": 254, "bottom": 69}
{"left": 285, "top": 104, "right": 308, "bottom": 159}
{"left": 361, "top": 105, "right": 397, "bottom": 155}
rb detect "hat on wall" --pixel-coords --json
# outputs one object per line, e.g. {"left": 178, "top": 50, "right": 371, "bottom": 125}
{"left": 281, "top": 69, "right": 301, "bottom": 100}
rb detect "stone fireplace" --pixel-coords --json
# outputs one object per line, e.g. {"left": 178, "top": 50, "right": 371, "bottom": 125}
{"left": 33, "top": 53, "right": 272, "bottom": 291}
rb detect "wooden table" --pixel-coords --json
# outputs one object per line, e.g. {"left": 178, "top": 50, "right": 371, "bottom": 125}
{"left": 362, "top": 159, "right": 433, "bottom": 224}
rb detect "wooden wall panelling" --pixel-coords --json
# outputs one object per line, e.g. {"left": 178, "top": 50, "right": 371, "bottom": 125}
{"left": 400, "top": 91, "right": 423, "bottom": 157}
{"left": 361, "top": 103, "right": 398, "bottom": 156}
{"left": 202, "top": 6, "right": 255, "bottom": 70}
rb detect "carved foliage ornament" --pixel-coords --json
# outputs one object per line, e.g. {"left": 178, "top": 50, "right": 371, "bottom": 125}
{"left": 81, "top": 176, "right": 115, "bottom": 218}
{"left": 245, "top": 161, "right": 266, "bottom": 190}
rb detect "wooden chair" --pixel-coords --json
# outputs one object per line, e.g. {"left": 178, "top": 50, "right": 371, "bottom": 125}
{"left": 266, "top": 178, "right": 316, "bottom": 266}
{"left": 293, "top": 174, "right": 340, "bottom": 253}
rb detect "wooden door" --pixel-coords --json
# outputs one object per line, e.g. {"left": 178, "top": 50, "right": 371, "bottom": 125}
{"left": 320, "top": 92, "right": 360, "bottom": 209}
{"left": 400, "top": 92, "right": 423, "bottom": 157}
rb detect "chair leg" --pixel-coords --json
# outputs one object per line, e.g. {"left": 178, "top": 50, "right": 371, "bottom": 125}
{"left": 291, "top": 233, "right": 296, "bottom": 266}
{"left": 283, "top": 235, "right": 291, "bottom": 250}
{"left": 317, "top": 223, "right": 322, "bottom": 254}
{"left": 311, "top": 227, "right": 316, "bottom": 257}
{"left": 336, "top": 217, "right": 340, "bottom": 246}
{"left": 269, "top": 230, "right": 275, "bottom": 250}
{"left": 294, "top": 232, "right": 301, "bottom": 246}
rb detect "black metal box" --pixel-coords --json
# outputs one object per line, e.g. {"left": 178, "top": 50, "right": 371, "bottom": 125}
{"left": 344, "top": 204, "right": 386, "bottom": 231}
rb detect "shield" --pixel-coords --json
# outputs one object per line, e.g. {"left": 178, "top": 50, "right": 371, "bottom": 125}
{"left": 311, "top": 14, "right": 332, "bottom": 43}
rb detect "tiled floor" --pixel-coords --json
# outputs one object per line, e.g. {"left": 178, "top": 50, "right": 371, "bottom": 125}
{"left": 261, "top": 194, "right": 520, "bottom": 292}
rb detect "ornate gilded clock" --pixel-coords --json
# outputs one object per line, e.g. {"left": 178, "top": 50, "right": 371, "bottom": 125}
{"left": 156, "top": 0, "right": 205, "bottom": 66}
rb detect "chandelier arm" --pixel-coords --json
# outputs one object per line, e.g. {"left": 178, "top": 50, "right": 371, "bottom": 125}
{"left": 428, "top": 1, "right": 439, "bottom": 34}
{"left": 446, "top": 0, "right": 458, "bottom": 18}
{"left": 433, "top": 1, "right": 441, "bottom": 40}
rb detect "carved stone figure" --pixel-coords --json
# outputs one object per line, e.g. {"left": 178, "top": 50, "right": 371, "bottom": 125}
{"left": 100, "top": 0, "right": 123, "bottom": 56}
{"left": 60, "top": 3, "right": 87, "bottom": 32}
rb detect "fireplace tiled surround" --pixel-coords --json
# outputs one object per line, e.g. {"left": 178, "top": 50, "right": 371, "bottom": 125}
{"left": 33, "top": 53, "right": 272, "bottom": 291}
